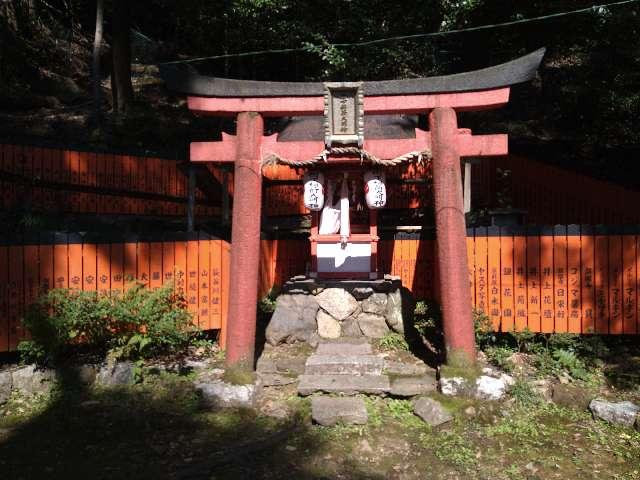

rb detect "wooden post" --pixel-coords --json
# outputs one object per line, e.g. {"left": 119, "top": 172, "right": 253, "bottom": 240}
{"left": 429, "top": 107, "right": 476, "bottom": 364}
{"left": 225, "top": 112, "right": 263, "bottom": 370}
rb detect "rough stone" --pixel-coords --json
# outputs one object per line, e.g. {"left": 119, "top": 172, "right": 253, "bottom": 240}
{"left": 96, "top": 361, "right": 135, "bottom": 386}
{"left": 531, "top": 379, "right": 553, "bottom": 402}
{"left": 315, "top": 288, "right": 359, "bottom": 321}
{"left": 351, "top": 287, "right": 374, "bottom": 300}
{"left": 297, "top": 374, "right": 390, "bottom": 396}
{"left": 412, "top": 397, "right": 453, "bottom": 426}
{"left": 258, "top": 373, "right": 297, "bottom": 387}
{"left": 552, "top": 383, "right": 593, "bottom": 411}
{"left": 316, "top": 341, "right": 372, "bottom": 356}
{"left": 275, "top": 357, "right": 308, "bottom": 375}
{"left": 589, "top": 399, "right": 640, "bottom": 428}
{"left": 311, "top": 396, "right": 368, "bottom": 426}
{"left": 390, "top": 375, "right": 437, "bottom": 397}
{"left": 195, "top": 380, "right": 258, "bottom": 409}
{"left": 385, "top": 289, "right": 405, "bottom": 333}
{"left": 475, "top": 375, "right": 511, "bottom": 400}
{"left": 440, "top": 376, "right": 473, "bottom": 397}
{"left": 383, "top": 360, "right": 431, "bottom": 377}
{"left": 256, "top": 356, "right": 278, "bottom": 374}
{"left": 72, "top": 364, "right": 98, "bottom": 385}
{"left": 361, "top": 293, "right": 388, "bottom": 315}
{"left": 0, "top": 370, "right": 12, "bottom": 404}
{"left": 341, "top": 317, "right": 364, "bottom": 337}
{"left": 316, "top": 310, "right": 341, "bottom": 339}
{"left": 305, "top": 354, "right": 384, "bottom": 376}
{"left": 265, "top": 294, "right": 318, "bottom": 345}
{"left": 357, "top": 312, "right": 390, "bottom": 338}
{"left": 12, "top": 365, "right": 57, "bottom": 395}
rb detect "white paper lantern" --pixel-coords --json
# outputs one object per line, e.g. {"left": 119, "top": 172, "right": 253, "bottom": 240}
{"left": 364, "top": 171, "right": 386, "bottom": 209}
{"left": 303, "top": 172, "right": 325, "bottom": 211}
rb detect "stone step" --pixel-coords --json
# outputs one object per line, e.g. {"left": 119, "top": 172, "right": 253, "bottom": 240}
{"left": 389, "top": 375, "right": 437, "bottom": 397}
{"left": 298, "top": 374, "right": 390, "bottom": 396}
{"left": 311, "top": 396, "right": 368, "bottom": 426}
{"left": 383, "top": 359, "right": 435, "bottom": 377}
{"left": 316, "top": 341, "right": 373, "bottom": 356}
{"left": 305, "top": 354, "right": 384, "bottom": 375}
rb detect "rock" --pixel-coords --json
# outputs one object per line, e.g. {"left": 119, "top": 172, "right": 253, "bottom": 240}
{"left": 311, "top": 396, "right": 368, "bottom": 426}
{"left": 256, "top": 356, "right": 278, "bottom": 374}
{"left": 475, "top": 375, "right": 511, "bottom": 400}
{"left": 305, "top": 354, "right": 384, "bottom": 375}
{"left": 341, "top": 317, "right": 364, "bottom": 337}
{"left": 195, "top": 380, "right": 259, "bottom": 409}
{"left": 0, "top": 370, "right": 12, "bottom": 404}
{"left": 275, "top": 357, "right": 308, "bottom": 375}
{"left": 12, "top": 365, "right": 56, "bottom": 395}
{"left": 589, "top": 399, "right": 640, "bottom": 428}
{"left": 383, "top": 360, "right": 431, "bottom": 377}
{"left": 316, "top": 341, "right": 372, "bottom": 356}
{"left": 357, "top": 312, "right": 390, "bottom": 338}
{"left": 265, "top": 294, "right": 319, "bottom": 345}
{"left": 385, "top": 289, "right": 405, "bottom": 333}
{"left": 258, "top": 373, "right": 297, "bottom": 387}
{"left": 440, "top": 376, "right": 470, "bottom": 397}
{"left": 552, "top": 384, "right": 593, "bottom": 410}
{"left": 464, "top": 406, "right": 477, "bottom": 416}
{"left": 361, "top": 293, "right": 388, "bottom": 315}
{"left": 531, "top": 379, "right": 553, "bottom": 402}
{"left": 390, "top": 375, "right": 437, "bottom": 397}
{"left": 96, "top": 361, "right": 135, "bottom": 386}
{"left": 316, "top": 310, "right": 341, "bottom": 339}
{"left": 298, "top": 374, "right": 390, "bottom": 396}
{"left": 183, "top": 359, "right": 210, "bottom": 371}
{"left": 351, "top": 287, "right": 374, "bottom": 300}
{"left": 33, "top": 71, "right": 83, "bottom": 103}
{"left": 315, "top": 289, "right": 359, "bottom": 321}
{"left": 412, "top": 397, "right": 453, "bottom": 426}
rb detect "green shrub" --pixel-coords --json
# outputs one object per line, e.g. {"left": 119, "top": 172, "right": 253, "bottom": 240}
{"left": 19, "top": 283, "right": 200, "bottom": 364}
{"left": 485, "top": 345, "right": 515, "bottom": 373}
{"left": 376, "top": 332, "right": 409, "bottom": 352}
{"left": 473, "top": 309, "right": 495, "bottom": 349}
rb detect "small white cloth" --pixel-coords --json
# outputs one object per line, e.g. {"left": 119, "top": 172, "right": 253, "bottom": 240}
{"left": 339, "top": 174, "right": 350, "bottom": 245}
{"left": 319, "top": 179, "right": 340, "bottom": 235}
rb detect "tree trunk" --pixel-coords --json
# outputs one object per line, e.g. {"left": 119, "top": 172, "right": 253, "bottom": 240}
{"left": 91, "top": 0, "right": 104, "bottom": 123}
{"left": 111, "top": 0, "right": 133, "bottom": 113}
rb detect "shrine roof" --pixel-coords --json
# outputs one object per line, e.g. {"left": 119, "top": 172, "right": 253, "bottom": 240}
{"left": 160, "top": 48, "right": 544, "bottom": 98}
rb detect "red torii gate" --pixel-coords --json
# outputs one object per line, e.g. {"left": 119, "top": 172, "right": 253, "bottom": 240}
{"left": 161, "top": 48, "right": 545, "bottom": 371}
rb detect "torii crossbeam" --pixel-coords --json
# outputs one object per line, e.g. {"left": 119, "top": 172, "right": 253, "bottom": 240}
{"left": 161, "top": 48, "right": 545, "bottom": 371}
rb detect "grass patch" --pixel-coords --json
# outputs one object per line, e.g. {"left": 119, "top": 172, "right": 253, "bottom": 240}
{"left": 222, "top": 365, "right": 257, "bottom": 385}
{"left": 376, "top": 332, "right": 409, "bottom": 352}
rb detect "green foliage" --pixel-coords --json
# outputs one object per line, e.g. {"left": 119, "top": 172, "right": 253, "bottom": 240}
{"left": 19, "top": 283, "right": 199, "bottom": 364}
{"left": 509, "top": 377, "right": 542, "bottom": 407}
{"left": 422, "top": 430, "right": 477, "bottom": 471}
{"left": 376, "top": 332, "right": 409, "bottom": 352}
{"left": 484, "top": 345, "right": 515, "bottom": 373}
{"left": 473, "top": 309, "right": 495, "bottom": 349}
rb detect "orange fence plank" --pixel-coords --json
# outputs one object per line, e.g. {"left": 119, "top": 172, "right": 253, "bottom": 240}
{"left": 149, "top": 242, "right": 163, "bottom": 291}
{"left": 0, "top": 246, "right": 9, "bottom": 352}
{"left": 97, "top": 243, "right": 111, "bottom": 295}
{"left": 553, "top": 226, "right": 568, "bottom": 333}
{"left": 198, "top": 233, "right": 211, "bottom": 330}
{"left": 622, "top": 233, "right": 637, "bottom": 334}
{"left": 473, "top": 228, "right": 488, "bottom": 314}
{"left": 539, "top": 228, "right": 554, "bottom": 333}
{"left": 8, "top": 244, "right": 24, "bottom": 350}
{"left": 174, "top": 239, "right": 187, "bottom": 300}
{"left": 567, "top": 226, "right": 582, "bottom": 333}
{"left": 210, "top": 239, "right": 222, "bottom": 329}
{"left": 186, "top": 237, "right": 199, "bottom": 326}
{"left": 513, "top": 232, "right": 527, "bottom": 331}
{"left": 53, "top": 234, "right": 68, "bottom": 290}
{"left": 68, "top": 235, "right": 83, "bottom": 291}
{"left": 39, "top": 240, "right": 54, "bottom": 295}
{"left": 580, "top": 227, "right": 596, "bottom": 333}
{"left": 137, "top": 241, "right": 150, "bottom": 287}
{"left": 123, "top": 241, "right": 137, "bottom": 285}
{"left": 23, "top": 243, "right": 39, "bottom": 341}
{"left": 82, "top": 242, "right": 97, "bottom": 292}
{"left": 466, "top": 233, "right": 475, "bottom": 306}
{"left": 500, "top": 228, "right": 515, "bottom": 332}
{"left": 220, "top": 240, "right": 230, "bottom": 346}
{"left": 162, "top": 239, "right": 175, "bottom": 289}
{"left": 594, "top": 232, "right": 609, "bottom": 333}
{"left": 110, "top": 242, "right": 124, "bottom": 294}
{"left": 608, "top": 233, "right": 623, "bottom": 334}
{"left": 487, "top": 227, "right": 501, "bottom": 330}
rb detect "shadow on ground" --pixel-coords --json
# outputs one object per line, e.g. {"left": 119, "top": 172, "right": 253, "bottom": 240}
{"left": 0, "top": 368, "right": 384, "bottom": 480}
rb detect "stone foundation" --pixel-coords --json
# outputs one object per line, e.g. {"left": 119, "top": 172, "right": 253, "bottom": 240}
{"left": 265, "top": 275, "right": 414, "bottom": 346}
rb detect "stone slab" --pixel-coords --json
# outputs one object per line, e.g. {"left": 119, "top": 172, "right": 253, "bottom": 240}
{"left": 390, "top": 375, "right": 437, "bottom": 397}
{"left": 316, "top": 342, "right": 373, "bottom": 356}
{"left": 311, "top": 396, "right": 368, "bottom": 426}
{"left": 589, "top": 399, "right": 640, "bottom": 428}
{"left": 383, "top": 360, "right": 431, "bottom": 376}
{"left": 298, "top": 374, "right": 390, "bottom": 396}
{"left": 413, "top": 397, "right": 453, "bottom": 426}
{"left": 305, "top": 354, "right": 384, "bottom": 376}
